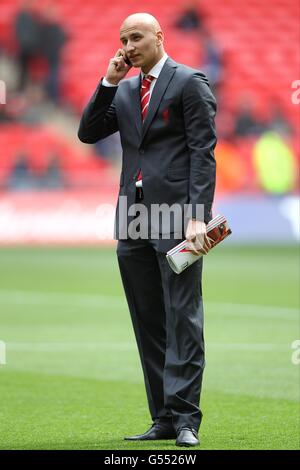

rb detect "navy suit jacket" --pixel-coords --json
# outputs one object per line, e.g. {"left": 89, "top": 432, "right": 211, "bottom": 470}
{"left": 78, "top": 57, "right": 217, "bottom": 245}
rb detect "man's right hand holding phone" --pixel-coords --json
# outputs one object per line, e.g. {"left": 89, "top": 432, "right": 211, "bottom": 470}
{"left": 105, "top": 49, "right": 132, "bottom": 86}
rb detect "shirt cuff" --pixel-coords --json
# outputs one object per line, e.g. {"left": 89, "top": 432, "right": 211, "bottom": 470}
{"left": 102, "top": 77, "right": 118, "bottom": 87}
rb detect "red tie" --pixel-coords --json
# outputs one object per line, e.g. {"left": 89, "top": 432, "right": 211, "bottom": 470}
{"left": 137, "top": 74, "right": 155, "bottom": 184}
{"left": 140, "top": 74, "right": 155, "bottom": 121}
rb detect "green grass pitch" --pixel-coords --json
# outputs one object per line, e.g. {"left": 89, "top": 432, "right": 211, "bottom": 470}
{"left": 0, "top": 245, "right": 299, "bottom": 450}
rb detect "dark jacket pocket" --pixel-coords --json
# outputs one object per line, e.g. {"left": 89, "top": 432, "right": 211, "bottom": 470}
{"left": 167, "top": 166, "right": 190, "bottom": 181}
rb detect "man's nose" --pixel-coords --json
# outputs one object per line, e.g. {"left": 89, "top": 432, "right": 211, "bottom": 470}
{"left": 126, "top": 42, "right": 135, "bottom": 52}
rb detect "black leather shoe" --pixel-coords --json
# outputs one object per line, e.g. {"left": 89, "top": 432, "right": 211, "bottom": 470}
{"left": 176, "top": 428, "right": 200, "bottom": 447}
{"left": 124, "top": 422, "right": 177, "bottom": 441}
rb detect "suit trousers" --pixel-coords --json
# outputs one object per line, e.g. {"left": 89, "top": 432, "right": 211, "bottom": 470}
{"left": 117, "top": 230, "right": 205, "bottom": 432}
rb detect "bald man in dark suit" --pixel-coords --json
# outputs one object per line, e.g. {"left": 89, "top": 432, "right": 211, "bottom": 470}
{"left": 78, "top": 12, "right": 217, "bottom": 447}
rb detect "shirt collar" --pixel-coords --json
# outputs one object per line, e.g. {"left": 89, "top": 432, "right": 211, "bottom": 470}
{"left": 141, "top": 53, "right": 168, "bottom": 80}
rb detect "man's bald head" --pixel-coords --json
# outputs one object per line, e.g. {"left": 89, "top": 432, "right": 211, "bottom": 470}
{"left": 119, "top": 13, "right": 165, "bottom": 74}
{"left": 120, "top": 13, "right": 162, "bottom": 34}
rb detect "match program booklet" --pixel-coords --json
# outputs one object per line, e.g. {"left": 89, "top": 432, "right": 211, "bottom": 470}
{"left": 166, "top": 214, "right": 232, "bottom": 274}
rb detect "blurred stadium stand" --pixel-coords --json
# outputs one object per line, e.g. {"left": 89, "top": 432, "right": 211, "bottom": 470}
{"left": 0, "top": 124, "right": 111, "bottom": 190}
{"left": 0, "top": 0, "right": 299, "bottom": 244}
{"left": 1, "top": 0, "right": 298, "bottom": 122}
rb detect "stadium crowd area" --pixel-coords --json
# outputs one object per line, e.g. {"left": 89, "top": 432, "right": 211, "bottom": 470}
{"left": 0, "top": 0, "right": 298, "bottom": 195}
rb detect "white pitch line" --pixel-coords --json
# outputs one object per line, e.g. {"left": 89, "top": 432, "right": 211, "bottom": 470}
{"left": 0, "top": 290, "right": 298, "bottom": 317}
{"left": 206, "top": 302, "right": 299, "bottom": 318}
{"left": 6, "top": 341, "right": 136, "bottom": 352}
{"left": 0, "top": 290, "right": 124, "bottom": 307}
{"left": 5, "top": 341, "right": 288, "bottom": 352}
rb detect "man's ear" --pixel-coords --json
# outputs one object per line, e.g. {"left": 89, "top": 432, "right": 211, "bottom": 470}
{"left": 156, "top": 31, "right": 164, "bottom": 46}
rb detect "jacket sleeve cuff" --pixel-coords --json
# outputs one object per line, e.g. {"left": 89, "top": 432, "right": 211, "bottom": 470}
{"left": 189, "top": 203, "right": 213, "bottom": 224}
{"left": 102, "top": 77, "right": 119, "bottom": 87}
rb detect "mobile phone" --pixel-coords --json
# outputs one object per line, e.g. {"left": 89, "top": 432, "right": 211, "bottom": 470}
{"left": 122, "top": 51, "right": 131, "bottom": 66}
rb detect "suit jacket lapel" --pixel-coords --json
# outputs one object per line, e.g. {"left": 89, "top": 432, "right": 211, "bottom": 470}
{"left": 141, "top": 58, "right": 177, "bottom": 141}
{"left": 130, "top": 75, "right": 142, "bottom": 139}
